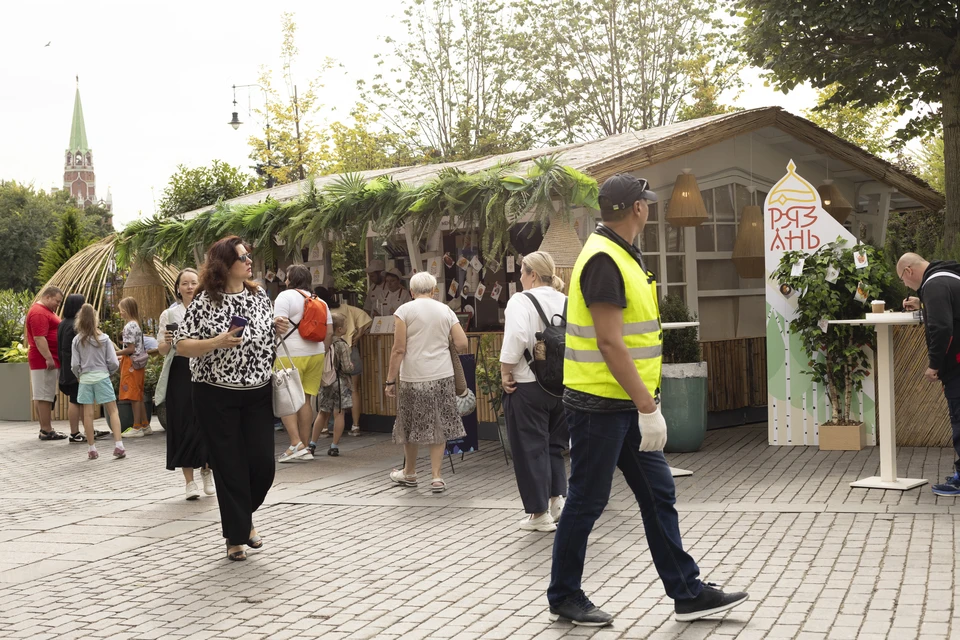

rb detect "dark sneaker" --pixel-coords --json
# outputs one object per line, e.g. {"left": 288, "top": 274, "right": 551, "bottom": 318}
{"left": 675, "top": 583, "right": 749, "bottom": 622}
{"left": 69, "top": 432, "right": 86, "bottom": 443}
{"left": 94, "top": 430, "right": 111, "bottom": 440}
{"left": 549, "top": 593, "right": 613, "bottom": 627}
{"left": 932, "top": 472, "right": 960, "bottom": 496}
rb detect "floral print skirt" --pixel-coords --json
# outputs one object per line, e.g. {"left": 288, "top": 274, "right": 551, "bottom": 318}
{"left": 393, "top": 376, "right": 466, "bottom": 445}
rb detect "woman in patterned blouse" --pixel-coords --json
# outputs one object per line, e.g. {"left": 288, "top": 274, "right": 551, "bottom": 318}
{"left": 175, "top": 236, "right": 290, "bottom": 561}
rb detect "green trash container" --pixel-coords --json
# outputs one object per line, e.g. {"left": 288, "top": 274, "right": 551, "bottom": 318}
{"left": 660, "top": 362, "right": 707, "bottom": 453}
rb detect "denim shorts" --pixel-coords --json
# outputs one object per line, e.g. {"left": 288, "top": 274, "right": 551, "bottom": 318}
{"left": 78, "top": 378, "right": 117, "bottom": 405}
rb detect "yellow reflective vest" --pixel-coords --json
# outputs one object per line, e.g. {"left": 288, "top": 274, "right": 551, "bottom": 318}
{"left": 563, "top": 232, "right": 662, "bottom": 400}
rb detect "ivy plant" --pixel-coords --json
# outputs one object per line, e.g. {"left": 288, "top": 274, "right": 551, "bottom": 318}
{"left": 773, "top": 238, "right": 895, "bottom": 425}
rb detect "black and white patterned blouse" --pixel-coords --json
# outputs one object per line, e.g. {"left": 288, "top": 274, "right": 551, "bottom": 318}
{"left": 174, "top": 287, "right": 276, "bottom": 389}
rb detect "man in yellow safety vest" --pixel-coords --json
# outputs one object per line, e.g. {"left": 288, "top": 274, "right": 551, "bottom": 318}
{"left": 547, "top": 174, "right": 749, "bottom": 627}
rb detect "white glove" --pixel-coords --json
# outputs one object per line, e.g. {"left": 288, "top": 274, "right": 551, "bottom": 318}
{"left": 638, "top": 405, "right": 668, "bottom": 452}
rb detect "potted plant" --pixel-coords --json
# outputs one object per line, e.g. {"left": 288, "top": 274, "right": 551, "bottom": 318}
{"left": 659, "top": 295, "right": 708, "bottom": 453}
{"left": 773, "top": 239, "right": 895, "bottom": 450}
{"left": 475, "top": 334, "right": 511, "bottom": 459}
{"left": 0, "top": 342, "right": 33, "bottom": 420}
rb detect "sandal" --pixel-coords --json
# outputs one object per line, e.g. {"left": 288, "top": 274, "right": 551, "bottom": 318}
{"left": 226, "top": 542, "right": 246, "bottom": 561}
{"left": 246, "top": 533, "right": 263, "bottom": 549}
{"left": 39, "top": 429, "right": 67, "bottom": 441}
{"left": 389, "top": 469, "right": 418, "bottom": 487}
{"left": 431, "top": 478, "right": 446, "bottom": 494}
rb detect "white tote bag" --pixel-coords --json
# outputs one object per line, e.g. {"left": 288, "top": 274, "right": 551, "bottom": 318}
{"left": 272, "top": 338, "right": 305, "bottom": 418}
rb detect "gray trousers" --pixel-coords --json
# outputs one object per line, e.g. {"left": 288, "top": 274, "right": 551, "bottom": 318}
{"left": 503, "top": 381, "right": 569, "bottom": 514}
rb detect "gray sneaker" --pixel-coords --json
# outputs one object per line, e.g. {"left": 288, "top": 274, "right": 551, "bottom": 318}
{"left": 549, "top": 593, "right": 613, "bottom": 627}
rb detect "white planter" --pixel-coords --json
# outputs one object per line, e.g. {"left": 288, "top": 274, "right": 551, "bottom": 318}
{"left": 0, "top": 362, "right": 33, "bottom": 421}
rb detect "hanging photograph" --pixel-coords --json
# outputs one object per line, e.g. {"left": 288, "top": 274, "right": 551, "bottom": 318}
{"left": 491, "top": 282, "right": 503, "bottom": 301}
{"left": 506, "top": 255, "right": 515, "bottom": 273}
{"left": 790, "top": 258, "right": 805, "bottom": 277}
{"left": 818, "top": 318, "right": 829, "bottom": 333}
{"left": 443, "top": 252, "right": 455, "bottom": 269}
{"left": 428, "top": 257, "right": 441, "bottom": 277}
{"left": 469, "top": 255, "right": 483, "bottom": 272}
{"left": 308, "top": 242, "right": 324, "bottom": 262}
{"left": 508, "top": 282, "right": 517, "bottom": 297}
{"left": 448, "top": 280, "right": 459, "bottom": 298}
{"left": 854, "top": 249, "right": 869, "bottom": 269}
{"left": 457, "top": 255, "right": 469, "bottom": 270}
{"left": 854, "top": 281, "right": 868, "bottom": 303}
{"left": 825, "top": 264, "right": 839, "bottom": 284}
{"left": 475, "top": 283, "right": 486, "bottom": 301}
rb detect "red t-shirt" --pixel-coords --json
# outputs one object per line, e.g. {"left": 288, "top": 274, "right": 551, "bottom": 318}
{"left": 26, "top": 303, "right": 60, "bottom": 370}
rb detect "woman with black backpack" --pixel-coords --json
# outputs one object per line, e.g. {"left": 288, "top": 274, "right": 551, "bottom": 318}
{"left": 500, "top": 251, "right": 569, "bottom": 532}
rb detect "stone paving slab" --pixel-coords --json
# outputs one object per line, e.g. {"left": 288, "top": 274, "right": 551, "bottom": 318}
{"left": 1, "top": 417, "right": 959, "bottom": 639}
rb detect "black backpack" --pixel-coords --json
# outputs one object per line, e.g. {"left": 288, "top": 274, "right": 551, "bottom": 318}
{"left": 522, "top": 292, "right": 567, "bottom": 397}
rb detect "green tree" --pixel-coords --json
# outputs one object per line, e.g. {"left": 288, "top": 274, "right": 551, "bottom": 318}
{"left": 158, "top": 160, "right": 262, "bottom": 217}
{"left": 915, "top": 135, "right": 945, "bottom": 195}
{"left": 802, "top": 84, "right": 897, "bottom": 158}
{"left": 0, "top": 181, "right": 65, "bottom": 291}
{"left": 736, "top": 0, "right": 960, "bottom": 247}
{"left": 361, "top": 0, "right": 530, "bottom": 161}
{"left": 325, "top": 103, "right": 419, "bottom": 174}
{"left": 247, "top": 12, "right": 333, "bottom": 185}
{"left": 37, "top": 208, "right": 92, "bottom": 285}
{"left": 513, "top": 0, "right": 742, "bottom": 144}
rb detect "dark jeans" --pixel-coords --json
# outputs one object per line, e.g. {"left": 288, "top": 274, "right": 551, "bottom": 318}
{"left": 503, "top": 382, "right": 568, "bottom": 514}
{"left": 945, "top": 377, "right": 960, "bottom": 473}
{"left": 193, "top": 382, "right": 276, "bottom": 545}
{"left": 548, "top": 407, "right": 702, "bottom": 607}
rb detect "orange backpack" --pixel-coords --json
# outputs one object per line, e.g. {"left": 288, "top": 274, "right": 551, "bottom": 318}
{"left": 293, "top": 290, "right": 328, "bottom": 342}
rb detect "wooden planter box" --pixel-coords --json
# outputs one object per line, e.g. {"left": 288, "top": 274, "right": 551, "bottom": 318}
{"left": 0, "top": 362, "right": 32, "bottom": 421}
{"left": 818, "top": 422, "right": 866, "bottom": 451}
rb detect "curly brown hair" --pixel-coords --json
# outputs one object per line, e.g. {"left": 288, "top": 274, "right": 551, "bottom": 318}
{"left": 198, "top": 236, "right": 258, "bottom": 304}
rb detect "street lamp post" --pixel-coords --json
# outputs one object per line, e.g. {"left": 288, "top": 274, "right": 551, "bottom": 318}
{"left": 229, "top": 83, "right": 306, "bottom": 185}
{"left": 229, "top": 83, "right": 275, "bottom": 189}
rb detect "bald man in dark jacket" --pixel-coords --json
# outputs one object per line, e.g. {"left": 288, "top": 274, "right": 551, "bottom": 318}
{"left": 899, "top": 253, "right": 960, "bottom": 495}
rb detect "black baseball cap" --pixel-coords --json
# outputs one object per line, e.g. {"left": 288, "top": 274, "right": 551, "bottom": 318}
{"left": 599, "top": 174, "right": 658, "bottom": 210}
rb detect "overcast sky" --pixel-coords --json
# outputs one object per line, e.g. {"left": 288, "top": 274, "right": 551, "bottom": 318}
{"left": 1, "top": 1, "right": 818, "bottom": 230}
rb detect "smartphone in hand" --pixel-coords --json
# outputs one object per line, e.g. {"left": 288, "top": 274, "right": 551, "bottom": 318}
{"left": 229, "top": 316, "right": 248, "bottom": 336}
{"left": 165, "top": 323, "right": 179, "bottom": 332}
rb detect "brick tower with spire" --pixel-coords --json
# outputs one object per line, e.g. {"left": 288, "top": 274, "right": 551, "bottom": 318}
{"left": 63, "top": 78, "right": 111, "bottom": 218}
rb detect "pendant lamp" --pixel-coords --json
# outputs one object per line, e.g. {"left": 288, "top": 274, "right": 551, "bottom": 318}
{"left": 732, "top": 186, "right": 764, "bottom": 279}
{"left": 817, "top": 179, "right": 853, "bottom": 224}
{"left": 666, "top": 168, "right": 708, "bottom": 227}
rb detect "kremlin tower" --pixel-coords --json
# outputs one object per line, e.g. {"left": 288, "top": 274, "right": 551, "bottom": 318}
{"left": 63, "top": 78, "right": 112, "bottom": 220}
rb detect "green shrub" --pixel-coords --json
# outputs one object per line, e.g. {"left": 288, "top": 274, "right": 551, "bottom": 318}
{"left": 0, "top": 342, "right": 29, "bottom": 363}
{"left": 0, "top": 290, "right": 34, "bottom": 350}
{"left": 660, "top": 294, "right": 701, "bottom": 364}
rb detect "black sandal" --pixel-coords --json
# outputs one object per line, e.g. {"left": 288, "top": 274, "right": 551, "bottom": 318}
{"left": 246, "top": 534, "right": 263, "bottom": 549}
{"left": 39, "top": 429, "right": 67, "bottom": 441}
{"left": 226, "top": 542, "right": 246, "bottom": 561}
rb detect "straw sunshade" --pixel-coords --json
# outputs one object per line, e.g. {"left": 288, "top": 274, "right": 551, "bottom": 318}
{"left": 817, "top": 180, "right": 853, "bottom": 224}
{"left": 123, "top": 258, "right": 169, "bottom": 329}
{"left": 36, "top": 234, "right": 180, "bottom": 318}
{"left": 537, "top": 214, "right": 584, "bottom": 294}
{"left": 732, "top": 205, "right": 765, "bottom": 278}
{"left": 665, "top": 169, "right": 708, "bottom": 227}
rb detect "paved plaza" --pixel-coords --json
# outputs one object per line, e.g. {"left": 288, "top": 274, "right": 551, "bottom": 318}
{"left": 2, "top": 417, "right": 960, "bottom": 640}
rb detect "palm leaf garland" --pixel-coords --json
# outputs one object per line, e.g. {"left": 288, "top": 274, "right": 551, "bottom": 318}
{"left": 119, "top": 159, "right": 601, "bottom": 266}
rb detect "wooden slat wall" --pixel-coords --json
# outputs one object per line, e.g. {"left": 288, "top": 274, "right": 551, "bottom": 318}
{"left": 359, "top": 332, "right": 504, "bottom": 423}
{"left": 894, "top": 325, "right": 951, "bottom": 447}
{"left": 361, "top": 333, "right": 767, "bottom": 419}
{"left": 700, "top": 337, "right": 767, "bottom": 412}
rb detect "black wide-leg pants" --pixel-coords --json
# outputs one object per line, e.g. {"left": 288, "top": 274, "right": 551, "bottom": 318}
{"left": 193, "top": 382, "right": 276, "bottom": 545}
{"left": 503, "top": 381, "right": 569, "bottom": 514}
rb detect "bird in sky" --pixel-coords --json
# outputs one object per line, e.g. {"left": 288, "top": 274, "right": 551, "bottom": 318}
{"left": 44, "top": 41, "right": 51, "bottom": 47}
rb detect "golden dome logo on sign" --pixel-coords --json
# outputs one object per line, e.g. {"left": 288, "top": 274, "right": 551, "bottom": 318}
{"left": 767, "top": 161, "right": 822, "bottom": 253}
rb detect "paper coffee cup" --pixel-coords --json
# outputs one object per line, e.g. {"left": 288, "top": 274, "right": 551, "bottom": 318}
{"left": 871, "top": 300, "right": 885, "bottom": 313}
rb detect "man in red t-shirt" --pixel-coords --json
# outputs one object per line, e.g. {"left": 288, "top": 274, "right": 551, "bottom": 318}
{"left": 26, "top": 286, "right": 65, "bottom": 440}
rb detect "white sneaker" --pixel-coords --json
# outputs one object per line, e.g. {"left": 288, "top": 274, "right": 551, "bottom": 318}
{"left": 519, "top": 512, "right": 557, "bottom": 532}
{"left": 278, "top": 443, "right": 312, "bottom": 463}
{"left": 201, "top": 469, "right": 215, "bottom": 495}
{"left": 122, "top": 426, "right": 146, "bottom": 438}
{"left": 142, "top": 425, "right": 153, "bottom": 435}
{"left": 550, "top": 496, "right": 566, "bottom": 523}
{"left": 349, "top": 426, "right": 360, "bottom": 437}
{"left": 185, "top": 481, "right": 201, "bottom": 500}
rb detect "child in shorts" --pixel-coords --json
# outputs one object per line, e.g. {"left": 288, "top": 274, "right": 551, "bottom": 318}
{"left": 71, "top": 304, "right": 125, "bottom": 460}
{"left": 310, "top": 313, "right": 356, "bottom": 457}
